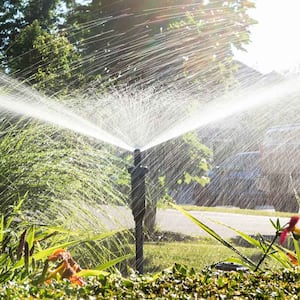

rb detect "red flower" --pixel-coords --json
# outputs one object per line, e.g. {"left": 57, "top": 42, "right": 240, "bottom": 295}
{"left": 280, "top": 216, "right": 300, "bottom": 245}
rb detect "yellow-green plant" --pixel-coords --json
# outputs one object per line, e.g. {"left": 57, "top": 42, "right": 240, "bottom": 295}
{"left": 171, "top": 204, "right": 298, "bottom": 271}
{"left": 0, "top": 199, "right": 131, "bottom": 284}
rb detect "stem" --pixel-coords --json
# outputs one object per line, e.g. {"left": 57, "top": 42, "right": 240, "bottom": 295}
{"left": 254, "top": 233, "right": 278, "bottom": 272}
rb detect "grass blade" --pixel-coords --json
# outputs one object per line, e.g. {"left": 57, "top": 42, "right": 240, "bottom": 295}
{"left": 26, "top": 225, "right": 35, "bottom": 251}
{"left": 12, "top": 229, "right": 126, "bottom": 269}
{"left": 94, "top": 254, "right": 132, "bottom": 271}
{"left": 0, "top": 215, "right": 4, "bottom": 244}
{"left": 293, "top": 237, "right": 300, "bottom": 265}
{"left": 206, "top": 216, "right": 294, "bottom": 268}
{"left": 76, "top": 269, "right": 109, "bottom": 277}
{"left": 205, "top": 217, "right": 264, "bottom": 248}
{"left": 171, "top": 204, "right": 256, "bottom": 268}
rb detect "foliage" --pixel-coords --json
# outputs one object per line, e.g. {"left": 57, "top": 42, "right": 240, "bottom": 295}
{"left": 0, "top": 0, "right": 64, "bottom": 66}
{"left": 143, "top": 238, "right": 263, "bottom": 274}
{"left": 0, "top": 117, "right": 135, "bottom": 269}
{"left": 0, "top": 118, "right": 129, "bottom": 217}
{"left": 171, "top": 204, "right": 300, "bottom": 271}
{"left": 0, "top": 264, "right": 300, "bottom": 299}
{"left": 0, "top": 199, "right": 131, "bottom": 285}
{"left": 6, "top": 20, "right": 82, "bottom": 94}
{"left": 0, "top": 0, "right": 23, "bottom": 55}
{"left": 147, "top": 132, "right": 211, "bottom": 200}
{"left": 64, "top": 0, "right": 256, "bottom": 87}
{"left": 45, "top": 248, "right": 131, "bottom": 286}
{"left": 167, "top": 0, "right": 256, "bottom": 93}
{"left": 1, "top": 0, "right": 256, "bottom": 234}
{"left": 171, "top": 203, "right": 256, "bottom": 268}
{"left": 143, "top": 132, "right": 212, "bottom": 232}
{"left": 0, "top": 202, "right": 299, "bottom": 298}
{"left": 3, "top": 0, "right": 256, "bottom": 91}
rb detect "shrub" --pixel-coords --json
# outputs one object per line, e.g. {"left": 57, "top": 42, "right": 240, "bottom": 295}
{"left": 0, "top": 264, "right": 299, "bottom": 299}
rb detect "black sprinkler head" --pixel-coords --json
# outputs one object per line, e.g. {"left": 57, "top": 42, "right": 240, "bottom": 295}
{"left": 128, "top": 149, "right": 148, "bottom": 221}
{"left": 128, "top": 148, "right": 148, "bottom": 274}
{"left": 133, "top": 148, "right": 142, "bottom": 167}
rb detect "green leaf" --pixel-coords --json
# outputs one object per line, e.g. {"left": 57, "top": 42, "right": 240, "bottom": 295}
{"left": 170, "top": 204, "right": 256, "bottom": 267}
{"left": 206, "top": 216, "right": 292, "bottom": 269}
{"left": 122, "top": 278, "right": 134, "bottom": 288}
{"left": 158, "top": 176, "right": 166, "bottom": 187}
{"left": 212, "top": 216, "right": 297, "bottom": 269}
{"left": 81, "top": 229, "right": 126, "bottom": 243}
{"left": 12, "top": 229, "right": 125, "bottom": 270}
{"left": 293, "top": 238, "right": 300, "bottom": 266}
{"left": 94, "top": 254, "right": 132, "bottom": 271}
{"left": 184, "top": 173, "right": 192, "bottom": 184}
{"left": 13, "top": 240, "right": 80, "bottom": 269}
{"left": 76, "top": 269, "right": 109, "bottom": 277}
{"left": 14, "top": 197, "right": 25, "bottom": 212}
{"left": 270, "top": 245, "right": 293, "bottom": 269}
{"left": 26, "top": 225, "right": 35, "bottom": 251}
{"left": 6, "top": 198, "right": 26, "bottom": 228}
{"left": 224, "top": 257, "right": 252, "bottom": 269}
{"left": 0, "top": 215, "right": 4, "bottom": 243}
{"left": 208, "top": 218, "right": 262, "bottom": 248}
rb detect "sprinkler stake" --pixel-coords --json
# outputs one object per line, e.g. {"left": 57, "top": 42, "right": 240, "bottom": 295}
{"left": 128, "top": 149, "right": 148, "bottom": 274}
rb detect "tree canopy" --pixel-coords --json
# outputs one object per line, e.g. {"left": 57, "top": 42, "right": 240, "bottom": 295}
{"left": 1, "top": 0, "right": 256, "bottom": 92}
{"left": 7, "top": 20, "right": 82, "bottom": 93}
{"left": 0, "top": 0, "right": 256, "bottom": 232}
{"left": 0, "top": 0, "right": 62, "bottom": 63}
{"left": 64, "top": 0, "right": 256, "bottom": 90}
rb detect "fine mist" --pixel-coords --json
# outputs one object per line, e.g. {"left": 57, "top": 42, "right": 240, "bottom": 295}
{"left": 1, "top": 73, "right": 300, "bottom": 154}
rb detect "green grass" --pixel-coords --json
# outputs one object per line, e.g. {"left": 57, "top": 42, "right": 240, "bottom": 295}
{"left": 174, "top": 205, "right": 295, "bottom": 218}
{"left": 142, "top": 238, "right": 270, "bottom": 274}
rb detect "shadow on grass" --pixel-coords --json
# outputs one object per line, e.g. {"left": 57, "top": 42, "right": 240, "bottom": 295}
{"left": 144, "top": 230, "right": 199, "bottom": 242}
{"left": 116, "top": 230, "right": 281, "bottom": 275}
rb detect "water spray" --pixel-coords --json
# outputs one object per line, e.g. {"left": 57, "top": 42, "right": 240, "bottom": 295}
{"left": 128, "top": 149, "right": 148, "bottom": 274}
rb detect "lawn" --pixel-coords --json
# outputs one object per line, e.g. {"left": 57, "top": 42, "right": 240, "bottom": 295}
{"left": 135, "top": 204, "right": 292, "bottom": 274}
{"left": 129, "top": 236, "right": 280, "bottom": 274}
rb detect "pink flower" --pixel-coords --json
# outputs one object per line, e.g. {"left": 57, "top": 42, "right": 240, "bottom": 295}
{"left": 280, "top": 216, "right": 300, "bottom": 245}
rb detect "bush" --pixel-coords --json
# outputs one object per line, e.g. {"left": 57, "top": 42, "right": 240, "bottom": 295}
{"left": 1, "top": 264, "right": 299, "bottom": 299}
{"left": 0, "top": 118, "right": 130, "bottom": 223}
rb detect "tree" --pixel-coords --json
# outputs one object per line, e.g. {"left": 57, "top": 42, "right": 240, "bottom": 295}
{"left": 0, "top": 0, "right": 24, "bottom": 57}
{"left": 22, "top": 0, "right": 61, "bottom": 25}
{"left": 64, "top": 0, "right": 256, "bottom": 89}
{"left": 63, "top": 0, "right": 256, "bottom": 232}
{"left": 0, "top": 0, "right": 66, "bottom": 70}
{"left": 1, "top": 0, "right": 256, "bottom": 234}
{"left": 144, "top": 132, "right": 211, "bottom": 233}
{"left": 6, "top": 20, "right": 82, "bottom": 94}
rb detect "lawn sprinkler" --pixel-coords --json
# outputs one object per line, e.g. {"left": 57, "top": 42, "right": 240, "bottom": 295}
{"left": 128, "top": 149, "right": 148, "bottom": 274}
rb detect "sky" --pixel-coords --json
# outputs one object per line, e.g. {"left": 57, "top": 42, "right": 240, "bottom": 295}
{"left": 234, "top": 0, "right": 300, "bottom": 74}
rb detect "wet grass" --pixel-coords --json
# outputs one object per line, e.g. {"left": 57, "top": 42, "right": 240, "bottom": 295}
{"left": 142, "top": 237, "right": 274, "bottom": 274}
{"left": 125, "top": 232, "right": 281, "bottom": 274}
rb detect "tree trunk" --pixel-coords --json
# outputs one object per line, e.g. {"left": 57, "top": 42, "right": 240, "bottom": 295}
{"left": 144, "top": 200, "right": 157, "bottom": 234}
